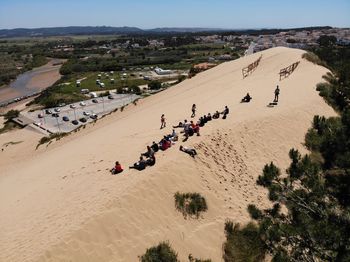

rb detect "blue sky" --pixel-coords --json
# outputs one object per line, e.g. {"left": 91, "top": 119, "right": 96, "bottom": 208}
{"left": 0, "top": 0, "right": 349, "bottom": 29}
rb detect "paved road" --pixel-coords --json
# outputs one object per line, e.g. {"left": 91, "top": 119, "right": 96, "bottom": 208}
{"left": 24, "top": 93, "right": 140, "bottom": 133}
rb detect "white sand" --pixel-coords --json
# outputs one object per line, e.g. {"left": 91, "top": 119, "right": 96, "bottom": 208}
{"left": 0, "top": 47, "right": 336, "bottom": 262}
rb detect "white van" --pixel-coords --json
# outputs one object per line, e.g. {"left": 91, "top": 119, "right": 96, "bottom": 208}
{"left": 90, "top": 92, "right": 98, "bottom": 98}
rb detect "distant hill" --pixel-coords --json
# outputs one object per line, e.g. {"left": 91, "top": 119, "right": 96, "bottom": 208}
{"left": 0, "top": 26, "right": 334, "bottom": 38}
{"left": 0, "top": 26, "right": 144, "bottom": 38}
{"left": 148, "top": 27, "right": 227, "bottom": 33}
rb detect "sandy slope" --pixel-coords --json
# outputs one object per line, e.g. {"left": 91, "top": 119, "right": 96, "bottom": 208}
{"left": 0, "top": 47, "right": 336, "bottom": 262}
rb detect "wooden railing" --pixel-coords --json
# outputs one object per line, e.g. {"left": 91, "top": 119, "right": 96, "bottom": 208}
{"left": 279, "top": 61, "right": 300, "bottom": 80}
{"left": 242, "top": 55, "right": 262, "bottom": 78}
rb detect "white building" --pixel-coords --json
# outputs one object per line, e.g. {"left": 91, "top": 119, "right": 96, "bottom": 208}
{"left": 154, "top": 67, "right": 172, "bottom": 75}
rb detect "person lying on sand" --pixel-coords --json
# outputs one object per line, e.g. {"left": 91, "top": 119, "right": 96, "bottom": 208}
{"left": 111, "top": 161, "right": 123, "bottom": 174}
{"left": 151, "top": 141, "right": 159, "bottom": 152}
{"left": 180, "top": 145, "right": 197, "bottom": 158}
{"left": 142, "top": 146, "right": 155, "bottom": 158}
{"left": 146, "top": 155, "right": 156, "bottom": 166}
{"left": 129, "top": 156, "right": 147, "bottom": 171}
{"left": 173, "top": 121, "right": 183, "bottom": 128}
{"left": 241, "top": 93, "right": 252, "bottom": 103}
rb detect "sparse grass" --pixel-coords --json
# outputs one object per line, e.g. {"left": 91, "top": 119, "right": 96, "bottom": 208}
{"left": 302, "top": 52, "right": 326, "bottom": 67}
{"left": 188, "top": 254, "right": 212, "bottom": 262}
{"left": 2, "top": 141, "right": 23, "bottom": 147}
{"left": 140, "top": 241, "right": 178, "bottom": 262}
{"left": 0, "top": 121, "right": 20, "bottom": 134}
{"left": 36, "top": 132, "right": 68, "bottom": 149}
{"left": 174, "top": 192, "right": 207, "bottom": 218}
{"left": 223, "top": 221, "right": 266, "bottom": 262}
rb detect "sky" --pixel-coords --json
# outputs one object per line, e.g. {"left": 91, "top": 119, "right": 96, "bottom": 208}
{"left": 0, "top": 0, "right": 349, "bottom": 29}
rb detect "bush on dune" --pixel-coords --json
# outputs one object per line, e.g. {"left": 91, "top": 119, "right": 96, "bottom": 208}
{"left": 222, "top": 221, "right": 266, "bottom": 262}
{"left": 140, "top": 242, "right": 178, "bottom": 262}
{"left": 174, "top": 192, "right": 207, "bottom": 219}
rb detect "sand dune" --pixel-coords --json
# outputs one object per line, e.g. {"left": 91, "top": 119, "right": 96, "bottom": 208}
{"left": 0, "top": 47, "right": 336, "bottom": 262}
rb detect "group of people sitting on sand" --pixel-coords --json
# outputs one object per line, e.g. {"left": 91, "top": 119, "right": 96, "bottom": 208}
{"left": 111, "top": 104, "right": 230, "bottom": 174}
{"left": 127, "top": 127, "right": 181, "bottom": 172}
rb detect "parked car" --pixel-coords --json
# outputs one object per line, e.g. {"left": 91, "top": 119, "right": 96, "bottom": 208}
{"left": 45, "top": 109, "right": 52, "bottom": 114}
{"left": 92, "top": 99, "right": 98, "bottom": 103}
{"left": 52, "top": 113, "right": 59, "bottom": 118}
{"left": 72, "top": 120, "right": 79, "bottom": 125}
{"left": 80, "top": 101, "right": 86, "bottom": 106}
{"left": 79, "top": 117, "right": 87, "bottom": 123}
{"left": 58, "top": 103, "right": 66, "bottom": 107}
{"left": 62, "top": 116, "right": 69, "bottom": 122}
{"left": 54, "top": 108, "right": 60, "bottom": 112}
{"left": 83, "top": 111, "right": 90, "bottom": 116}
{"left": 70, "top": 104, "right": 76, "bottom": 109}
{"left": 90, "top": 114, "right": 98, "bottom": 120}
{"left": 108, "top": 95, "right": 114, "bottom": 99}
{"left": 38, "top": 113, "right": 44, "bottom": 118}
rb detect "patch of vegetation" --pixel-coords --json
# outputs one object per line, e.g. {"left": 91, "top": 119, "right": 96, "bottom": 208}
{"left": 4, "top": 109, "right": 19, "bottom": 121}
{"left": 188, "top": 254, "right": 211, "bottom": 262}
{"left": 140, "top": 242, "right": 178, "bottom": 262}
{"left": 174, "top": 192, "right": 207, "bottom": 218}
{"left": 32, "top": 87, "right": 86, "bottom": 108}
{"left": 36, "top": 132, "right": 68, "bottom": 149}
{"left": 148, "top": 80, "right": 162, "bottom": 90}
{"left": 302, "top": 51, "right": 325, "bottom": 66}
{"left": 0, "top": 110, "right": 21, "bottom": 134}
{"left": 3, "top": 141, "right": 23, "bottom": 147}
{"left": 0, "top": 121, "right": 19, "bottom": 134}
{"left": 222, "top": 221, "right": 266, "bottom": 262}
{"left": 233, "top": 43, "right": 350, "bottom": 261}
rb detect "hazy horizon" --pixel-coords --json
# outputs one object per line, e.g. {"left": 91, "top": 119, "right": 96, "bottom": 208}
{"left": 0, "top": 0, "right": 349, "bottom": 30}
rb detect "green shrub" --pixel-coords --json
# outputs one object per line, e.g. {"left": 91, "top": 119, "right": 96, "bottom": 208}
{"left": 174, "top": 192, "right": 207, "bottom": 218}
{"left": 131, "top": 84, "right": 142, "bottom": 95}
{"left": 148, "top": 80, "right": 162, "bottom": 90}
{"left": 4, "top": 109, "right": 19, "bottom": 121}
{"left": 177, "top": 75, "right": 186, "bottom": 83}
{"left": 0, "top": 121, "right": 19, "bottom": 134}
{"left": 222, "top": 221, "right": 266, "bottom": 262}
{"left": 140, "top": 242, "right": 178, "bottom": 262}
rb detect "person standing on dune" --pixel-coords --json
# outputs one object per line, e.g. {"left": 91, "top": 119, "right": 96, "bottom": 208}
{"left": 191, "top": 104, "right": 196, "bottom": 117}
{"left": 160, "top": 114, "right": 166, "bottom": 129}
{"left": 274, "top": 85, "right": 280, "bottom": 102}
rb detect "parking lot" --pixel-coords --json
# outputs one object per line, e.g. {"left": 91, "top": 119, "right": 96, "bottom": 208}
{"left": 24, "top": 93, "right": 140, "bottom": 133}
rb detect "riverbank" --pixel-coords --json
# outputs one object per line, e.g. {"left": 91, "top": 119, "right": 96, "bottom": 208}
{"left": 0, "top": 59, "right": 64, "bottom": 106}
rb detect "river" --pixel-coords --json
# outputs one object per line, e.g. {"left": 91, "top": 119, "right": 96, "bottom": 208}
{"left": 0, "top": 58, "right": 64, "bottom": 106}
